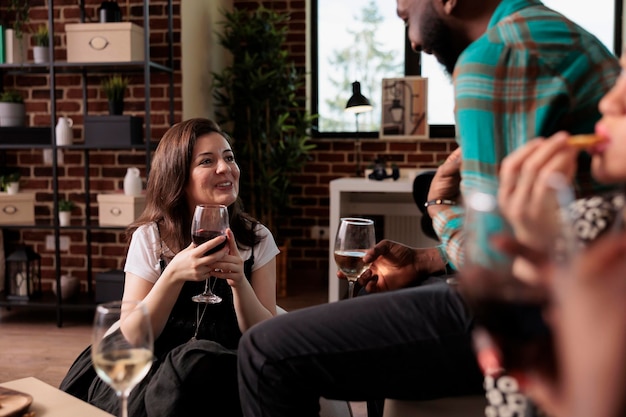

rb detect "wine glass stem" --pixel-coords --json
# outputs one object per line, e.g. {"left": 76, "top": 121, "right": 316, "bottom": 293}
{"left": 204, "top": 278, "right": 210, "bottom": 294}
{"left": 120, "top": 393, "right": 129, "bottom": 417}
{"left": 348, "top": 280, "right": 355, "bottom": 299}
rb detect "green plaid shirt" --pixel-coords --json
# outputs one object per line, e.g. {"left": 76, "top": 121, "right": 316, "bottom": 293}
{"left": 432, "top": 0, "right": 620, "bottom": 269}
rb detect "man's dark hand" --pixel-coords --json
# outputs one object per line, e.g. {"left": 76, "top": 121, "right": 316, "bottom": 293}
{"left": 336, "top": 240, "right": 446, "bottom": 293}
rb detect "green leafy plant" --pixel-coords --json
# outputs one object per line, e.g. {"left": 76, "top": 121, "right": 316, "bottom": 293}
{"left": 212, "top": 6, "right": 316, "bottom": 238}
{"left": 58, "top": 199, "right": 75, "bottom": 212}
{"left": 100, "top": 74, "right": 129, "bottom": 102}
{"left": 32, "top": 24, "right": 49, "bottom": 47}
{"left": 8, "top": 0, "right": 30, "bottom": 40}
{"left": 0, "top": 171, "right": 21, "bottom": 191}
{"left": 0, "top": 90, "right": 24, "bottom": 103}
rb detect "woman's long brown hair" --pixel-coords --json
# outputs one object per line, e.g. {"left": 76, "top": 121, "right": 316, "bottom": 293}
{"left": 126, "top": 118, "right": 261, "bottom": 255}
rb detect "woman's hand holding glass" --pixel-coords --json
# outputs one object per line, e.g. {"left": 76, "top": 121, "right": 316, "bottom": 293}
{"left": 191, "top": 204, "right": 229, "bottom": 304}
{"left": 162, "top": 229, "right": 229, "bottom": 284}
{"left": 497, "top": 132, "right": 580, "bottom": 283}
{"left": 205, "top": 228, "right": 246, "bottom": 288}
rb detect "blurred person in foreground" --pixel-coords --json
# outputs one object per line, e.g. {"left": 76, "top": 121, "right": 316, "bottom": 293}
{"left": 461, "top": 52, "right": 626, "bottom": 417}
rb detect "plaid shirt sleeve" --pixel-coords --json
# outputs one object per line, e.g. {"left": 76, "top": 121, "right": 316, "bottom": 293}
{"left": 432, "top": 0, "right": 620, "bottom": 269}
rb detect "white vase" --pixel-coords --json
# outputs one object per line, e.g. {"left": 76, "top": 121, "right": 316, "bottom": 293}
{"left": 0, "top": 102, "right": 26, "bottom": 127}
{"left": 59, "top": 211, "right": 71, "bottom": 227}
{"left": 52, "top": 275, "right": 80, "bottom": 300}
{"left": 6, "top": 182, "right": 20, "bottom": 195}
{"left": 55, "top": 117, "right": 74, "bottom": 146}
{"left": 123, "top": 167, "right": 142, "bottom": 196}
{"left": 33, "top": 46, "right": 50, "bottom": 64}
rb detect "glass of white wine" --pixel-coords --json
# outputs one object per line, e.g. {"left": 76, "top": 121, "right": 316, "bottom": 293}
{"left": 92, "top": 300, "right": 153, "bottom": 417}
{"left": 333, "top": 217, "right": 376, "bottom": 299}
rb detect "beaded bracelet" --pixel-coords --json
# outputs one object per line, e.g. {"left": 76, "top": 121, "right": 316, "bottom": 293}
{"left": 424, "top": 198, "right": 457, "bottom": 208}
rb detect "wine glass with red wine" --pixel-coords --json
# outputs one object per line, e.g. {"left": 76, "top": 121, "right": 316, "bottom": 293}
{"left": 333, "top": 217, "right": 376, "bottom": 299}
{"left": 191, "top": 204, "right": 229, "bottom": 304}
{"left": 462, "top": 180, "right": 578, "bottom": 376}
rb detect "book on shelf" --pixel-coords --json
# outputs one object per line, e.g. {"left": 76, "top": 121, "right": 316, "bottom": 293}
{"left": 0, "top": 25, "right": 5, "bottom": 64}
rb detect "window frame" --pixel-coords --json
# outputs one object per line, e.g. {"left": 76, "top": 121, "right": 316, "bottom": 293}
{"left": 309, "top": 0, "right": 622, "bottom": 140}
{"left": 309, "top": 0, "right": 454, "bottom": 139}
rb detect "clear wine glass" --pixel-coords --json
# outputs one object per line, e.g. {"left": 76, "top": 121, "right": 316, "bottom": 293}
{"left": 92, "top": 300, "right": 153, "bottom": 417}
{"left": 464, "top": 175, "right": 578, "bottom": 277}
{"left": 462, "top": 180, "right": 578, "bottom": 375}
{"left": 333, "top": 217, "right": 376, "bottom": 299}
{"left": 191, "top": 204, "right": 229, "bottom": 304}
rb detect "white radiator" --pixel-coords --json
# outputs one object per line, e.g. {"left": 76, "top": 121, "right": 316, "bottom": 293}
{"left": 384, "top": 215, "right": 440, "bottom": 247}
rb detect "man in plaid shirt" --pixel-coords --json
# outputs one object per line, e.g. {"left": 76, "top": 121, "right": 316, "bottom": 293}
{"left": 238, "top": 2, "right": 620, "bottom": 417}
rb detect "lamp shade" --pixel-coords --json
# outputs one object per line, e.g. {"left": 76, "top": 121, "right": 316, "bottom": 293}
{"left": 345, "top": 81, "right": 373, "bottom": 114}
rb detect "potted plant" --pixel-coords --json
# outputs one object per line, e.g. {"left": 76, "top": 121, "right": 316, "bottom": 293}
{"left": 58, "top": 199, "right": 75, "bottom": 227}
{"left": 32, "top": 24, "right": 50, "bottom": 64}
{"left": 5, "top": 0, "right": 30, "bottom": 64}
{"left": 212, "top": 6, "right": 316, "bottom": 240}
{"left": 100, "top": 74, "right": 129, "bottom": 115}
{"left": 0, "top": 90, "right": 26, "bottom": 127}
{"left": 1, "top": 171, "right": 21, "bottom": 194}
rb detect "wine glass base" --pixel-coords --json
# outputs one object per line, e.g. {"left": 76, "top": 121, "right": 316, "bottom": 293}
{"left": 191, "top": 293, "right": 223, "bottom": 304}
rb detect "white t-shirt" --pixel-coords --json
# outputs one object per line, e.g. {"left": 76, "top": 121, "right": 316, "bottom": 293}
{"left": 124, "top": 222, "right": 280, "bottom": 284}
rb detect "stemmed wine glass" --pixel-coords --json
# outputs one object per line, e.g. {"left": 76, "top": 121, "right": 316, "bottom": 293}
{"left": 92, "top": 300, "right": 153, "bottom": 417}
{"left": 461, "top": 180, "right": 577, "bottom": 374}
{"left": 191, "top": 204, "right": 229, "bottom": 304}
{"left": 333, "top": 217, "right": 376, "bottom": 299}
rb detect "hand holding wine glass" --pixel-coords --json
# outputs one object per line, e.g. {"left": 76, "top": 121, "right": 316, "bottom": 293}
{"left": 191, "top": 204, "right": 229, "bottom": 304}
{"left": 92, "top": 300, "right": 153, "bottom": 417}
{"left": 334, "top": 217, "right": 376, "bottom": 299}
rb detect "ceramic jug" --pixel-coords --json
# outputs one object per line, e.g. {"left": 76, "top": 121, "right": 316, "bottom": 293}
{"left": 56, "top": 116, "right": 73, "bottom": 146}
{"left": 124, "top": 167, "right": 142, "bottom": 196}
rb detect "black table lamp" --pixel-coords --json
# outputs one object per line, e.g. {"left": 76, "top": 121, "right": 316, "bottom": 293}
{"left": 345, "top": 81, "right": 373, "bottom": 176}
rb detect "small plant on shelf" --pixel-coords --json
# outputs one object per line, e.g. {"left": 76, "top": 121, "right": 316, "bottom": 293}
{"left": 101, "top": 74, "right": 129, "bottom": 102}
{"left": 0, "top": 90, "right": 24, "bottom": 103}
{"left": 32, "top": 24, "right": 49, "bottom": 47}
{"left": 0, "top": 171, "right": 21, "bottom": 193}
{"left": 58, "top": 199, "right": 75, "bottom": 212}
{"left": 8, "top": 0, "right": 30, "bottom": 40}
{"left": 101, "top": 74, "right": 129, "bottom": 115}
{"left": 0, "top": 90, "right": 26, "bottom": 127}
{"left": 58, "top": 199, "right": 75, "bottom": 227}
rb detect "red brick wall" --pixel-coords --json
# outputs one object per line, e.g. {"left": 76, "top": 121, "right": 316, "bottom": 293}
{"left": 1, "top": 0, "right": 183, "bottom": 290}
{"left": 2, "top": 0, "right": 455, "bottom": 294}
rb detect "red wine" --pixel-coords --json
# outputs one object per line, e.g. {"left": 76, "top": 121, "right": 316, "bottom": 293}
{"left": 472, "top": 298, "right": 556, "bottom": 377}
{"left": 192, "top": 229, "right": 227, "bottom": 255}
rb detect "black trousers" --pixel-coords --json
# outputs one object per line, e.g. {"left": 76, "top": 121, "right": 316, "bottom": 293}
{"left": 238, "top": 277, "right": 485, "bottom": 417}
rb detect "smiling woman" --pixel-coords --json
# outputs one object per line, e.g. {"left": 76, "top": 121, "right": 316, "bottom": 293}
{"left": 59, "top": 118, "right": 280, "bottom": 417}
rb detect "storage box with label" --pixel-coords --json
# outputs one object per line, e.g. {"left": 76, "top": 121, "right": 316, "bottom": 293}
{"left": 84, "top": 116, "right": 143, "bottom": 148}
{"left": 0, "top": 193, "right": 35, "bottom": 225}
{"left": 97, "top": 193, "right": 145, "bottom": 226}
{"left": 66, "top": 22, "right": 145, "bottom": 63}
{"left": 95, "top": 269, "right": 125, "bottom": 303}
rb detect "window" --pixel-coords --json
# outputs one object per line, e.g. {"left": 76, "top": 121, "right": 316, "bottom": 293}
{"left": 542, "top": 0, "right": 620, "bottom": 54}
{"left": 311, "top": 0, "right": 621, "bottom": 138}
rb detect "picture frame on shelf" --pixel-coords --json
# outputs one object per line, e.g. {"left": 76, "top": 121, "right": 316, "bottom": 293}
{"left": 380, "top": 76, "right": 429, "bottom": 140}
